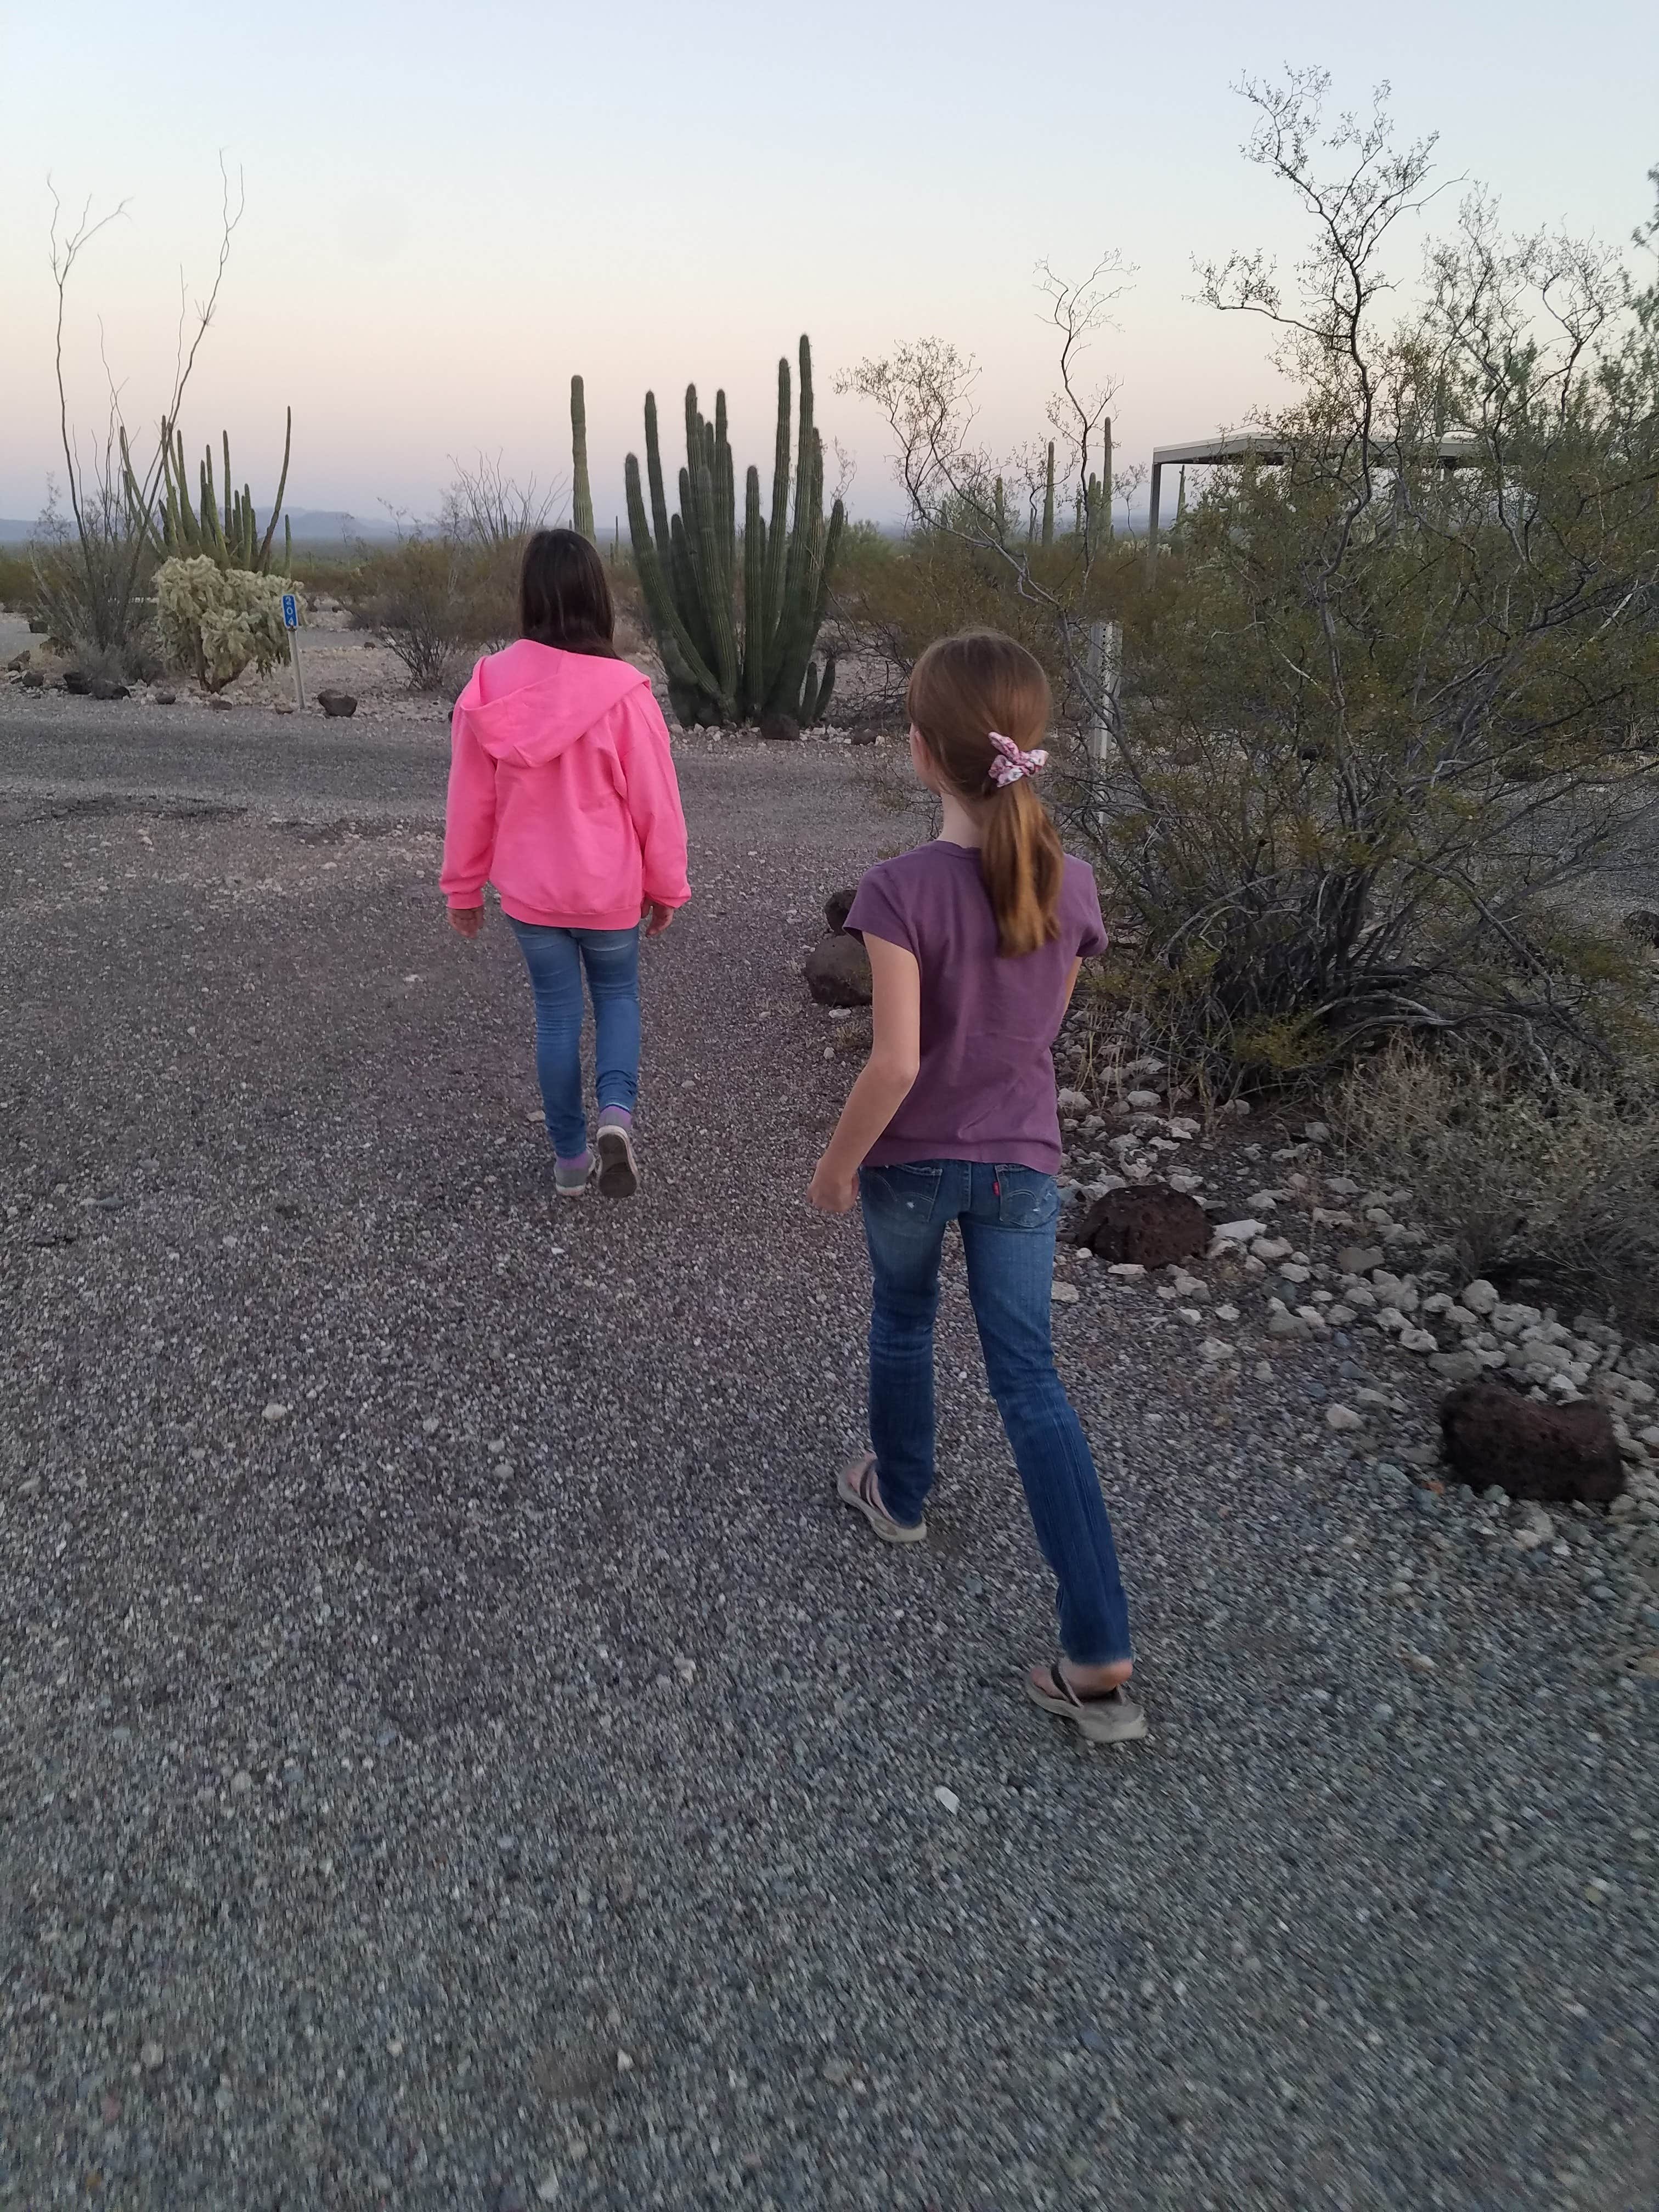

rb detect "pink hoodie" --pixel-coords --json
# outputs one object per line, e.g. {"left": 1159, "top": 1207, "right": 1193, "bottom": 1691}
{"left": 439, "top": 640, "right": 691, "bottom": 930}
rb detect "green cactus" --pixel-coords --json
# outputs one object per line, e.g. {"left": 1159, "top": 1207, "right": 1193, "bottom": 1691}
{"left": 123, "top": 408, "right": 292, "bottom": 573}
{"left": 1041, "top": 442, "right": 1056, "bottom": 548}
{"left": 625, "top": 335, "right": 845, "bottom": 727}
{"left": 1101, "top": 416, "right": 1114, "bottom": 542}
{"left": 571, "top": 375, "right": 595, "bottom": 541}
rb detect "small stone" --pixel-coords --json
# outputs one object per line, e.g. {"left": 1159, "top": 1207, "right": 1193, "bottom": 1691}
{"left": 388, "top": 2038, "right": 405, "bottom": 2056}
{"left": 537, "top": 2180, "right": 561, "bottom": 2206}
{"left": 1211, "top": 1218, "right": 1267, "bottom": 1246}
{"left": 1051, "top": 1281, "right": 1080, "bottom": 1305}
{"left": 1199, "top": 1338, "right": 1235, "bottom": 1362}
{"left": 1105, "top": 1262, "right": 1145, "bottom": 1280}
{"left": 615, "top": 2048, "right": 634, "bottom": 2073}
{"left": 1267, "top": 1312, "right": 1311, "bottom": 1342}
{"left": 1304, "top": 1121, "right": 1332, "bottom": 1143}
{"left": 933, "top": 1786, "right": 960, "bottom": 1815}
{"left": 1326, "top": 1404, "right": 1363, "bottom": 1432}
{"left": 1251, "top": 1237, "right": 1293, "bottom": 1263}
{"left": 262, "top": 1401, "right": 289, "bottom": 1423}
{"left": 1399, "top": 1327, "right": 1440, "bottom": 1354}
{"left": 822, "top": 2055, "right": 852, "bottom": 2085}
{"left": 230, "top": 1769, "right": 253, "bottom": 1796}
{"left": 1335, "top": 1245, "right": 1385, "bottom": 1276}
{"left": 1460, "top": 1279, "right": 1500, "bottom": 1317}
{"left": 140, "top": 2039, "right": 164, "bottom": 2072}
{"left": 421, "top": 1415, "right": 440, "bottom": 1434}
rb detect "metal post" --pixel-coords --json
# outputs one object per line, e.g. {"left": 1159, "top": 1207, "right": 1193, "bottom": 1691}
{"left": 1144, "top": 460, "right": 1163, "bottom": 582}
{"left": 1084, "top": 619, "right": 1121, "bottom": 829}
{"left": 289, "top": 622, "right": 306, "bottom": 712}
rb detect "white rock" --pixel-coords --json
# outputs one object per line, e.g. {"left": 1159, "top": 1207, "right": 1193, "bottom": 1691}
{"left": 1326, "top": 1404, "right": 1363, "bottom": 1431}
{"left": 1212, "top": 1218, "right": 1266, "bottom": 1245}
{"left": 1126, "top": 1088, "right": 1162, "bottom": 1110}
{"left": 616, "top": 2048, "right": 634, "bottom": 2073}
{"left": 538, "top": 2178, "right": 561, "bottom": 2205}
{"left": 1370, "top": 1272, "right": 1419, "bottom": 1314}
{"left": 1304, "top": 1121, "right": 1332, "bottom": 1143}
{"left": 1398, "top": 1327, "right": 1439, "bottom": 1354}
{"left": 1106, "top": 1262, "right": 1145, "bottom": 1280}
{"left": 1051, "top": 1282, "right": 1081, "bottom": 1305}
{"left": 1199, "top": 1338, "right": 1236, "bottom": 1362}
{"left": 1171, "top": 1269, "right": 1206, "bottom": 1296}
{"left": 1178, "top": 1306, "right": 1204, "bottom": 1324}
{"left": 1214, "top": 1303, "right": 1240, "bottom": 1323}
{"left": 934, "top": 1786, "right": 961, "bottom": 1814}
{"left": 140, "top": 2039, "right": 164, "bottom": 2072}
{"left": 262, "top": 1402, "right": 289, "bottom": 1423}
{"left": 1245, "top": 1190, "right": 1282, "bottom": 1212}
{"left": 1057, "top": 1088, "right": 1090, "bottom": 1114}
{"left": 1327, "top": 1304, "right": 1357, "bottom": 1327}
{"left": 1251, "top": 1237, "right": 1293, "bottom": 1263}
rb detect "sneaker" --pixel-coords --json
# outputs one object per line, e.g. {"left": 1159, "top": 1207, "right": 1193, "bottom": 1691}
{"left": 554, "top": 1150, "right": 592, "bottom": 1199}
{"left": 595, "top": 1110, "right": 638, "bottom": 1199}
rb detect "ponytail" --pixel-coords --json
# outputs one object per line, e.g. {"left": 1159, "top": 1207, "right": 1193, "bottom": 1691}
{"left": 980, "top": 777, "right": 1065, "bottom": 956}
{"left": 906, "top": 629, "right": 1065, "bottom": 958}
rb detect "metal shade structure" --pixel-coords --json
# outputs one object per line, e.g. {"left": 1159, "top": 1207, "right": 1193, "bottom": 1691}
{"left": 1145, "top": 431, "right": 1482, "bottom": 577}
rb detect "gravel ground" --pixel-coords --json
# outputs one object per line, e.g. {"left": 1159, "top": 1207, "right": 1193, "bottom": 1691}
{"left": 2, "top": 695, "right": 1656, "bottom": 2210}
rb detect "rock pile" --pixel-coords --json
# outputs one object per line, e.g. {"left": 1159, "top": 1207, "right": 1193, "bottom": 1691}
{"left": 803, "top": 889, "right": 871, "bottom": 1008}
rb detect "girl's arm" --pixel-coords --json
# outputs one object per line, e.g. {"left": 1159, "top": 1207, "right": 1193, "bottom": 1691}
{"left": 439, "top": 691, "right": 496, "bottom": 917}
{"left": 616, "top": 690, "right": 691, "bottom": 915}
{"left": 807, "top": 935, "right": 921, "bottom": 1215}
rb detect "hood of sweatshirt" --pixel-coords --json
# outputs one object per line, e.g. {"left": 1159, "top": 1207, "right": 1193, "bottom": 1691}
{"left": 458, "top": 639, "right": 651, "bottom": 766}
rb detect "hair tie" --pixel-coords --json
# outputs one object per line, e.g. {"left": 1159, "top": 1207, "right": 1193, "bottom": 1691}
{"left": 987, "top": 730, "right": 1048, "bottom": 789}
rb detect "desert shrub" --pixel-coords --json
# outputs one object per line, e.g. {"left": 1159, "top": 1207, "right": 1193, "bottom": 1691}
{"left": 0, "top": 550, "right": 38, "bottom": 612}
{"left": 342, "top": 534, "right": 492, "bottom": 693}
{"left": 31, "top": 483, "right": 161, "bottom": 672}
{"left": 1338, "top": 1040, "right": 1659, "bottom": 1330}
{"left": 844, "top": 86, "right": 1659, "bottom": 1091}
{"left": 155, "top": 556, "right": 295, "bottom": 693}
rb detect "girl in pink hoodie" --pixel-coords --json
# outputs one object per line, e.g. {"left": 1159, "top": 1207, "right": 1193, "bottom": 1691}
{"left": 441, "top": 529, "right": 691, "bottom": 1197}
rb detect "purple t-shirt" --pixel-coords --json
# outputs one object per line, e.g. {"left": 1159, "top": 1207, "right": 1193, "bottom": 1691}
{"left": 846, "top": 839, "right": 1107, "bottom": 1174}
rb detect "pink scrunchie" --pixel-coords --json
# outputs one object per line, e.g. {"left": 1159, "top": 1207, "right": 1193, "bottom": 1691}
{"left": 988, "top": 730, "right": 1048, "bottom": 788}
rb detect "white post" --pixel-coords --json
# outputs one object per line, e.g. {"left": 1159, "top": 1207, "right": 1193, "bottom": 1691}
{"left": 1084, "top": 619, "right": 1121, "bottom": 830}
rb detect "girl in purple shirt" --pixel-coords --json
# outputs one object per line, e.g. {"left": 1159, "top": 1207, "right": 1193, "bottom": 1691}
{"left": 808, "top": 630, "right": 1143, "bottom": 1746}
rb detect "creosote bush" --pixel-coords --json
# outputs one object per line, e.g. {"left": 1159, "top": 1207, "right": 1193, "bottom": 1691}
{"left": 1338, "top": 1040, "right": 1659, "bottom": 1332}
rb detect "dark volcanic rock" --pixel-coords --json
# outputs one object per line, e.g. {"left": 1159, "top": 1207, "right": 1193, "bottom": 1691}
{"left": 824, "top": 886, "right": 857, "bottom": 934}
{"left": 1074, "top": 1184, "right": 1209, "bottom": 1267}
{"left": 759, "top": 712, "right": 800, "bottom": 743}
{"left": 1620, "top": 909, "right": 1659, "bottom": 947}
{"left": 1439, "top": 1378, "right": 1624, "bottom": 1505}
{"left": 804, "top": 931, "right": 872, "bottom": 1008}
{"left": 317, "top": 690, "right": 358, "bottom": 718}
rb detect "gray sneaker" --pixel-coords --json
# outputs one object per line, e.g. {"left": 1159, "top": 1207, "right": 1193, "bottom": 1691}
{"left": 554, "top": 1150, "right": 592, "bottom": 1199}
{"left": 595, "top": 1111, "right": 638, "bottom": 1199}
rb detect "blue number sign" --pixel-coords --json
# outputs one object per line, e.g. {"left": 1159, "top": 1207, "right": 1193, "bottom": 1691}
{"left": 281, "top": 592, "right": 298, "bottom": 631}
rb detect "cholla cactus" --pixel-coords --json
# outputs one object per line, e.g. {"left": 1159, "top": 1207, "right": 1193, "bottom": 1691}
{"left": 155, "top": 556, "right": 298, "bottom": 693}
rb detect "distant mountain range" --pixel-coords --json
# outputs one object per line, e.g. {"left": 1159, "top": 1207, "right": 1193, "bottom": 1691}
{"left": 0, "top": 509, "right": 406, "bottom": 547}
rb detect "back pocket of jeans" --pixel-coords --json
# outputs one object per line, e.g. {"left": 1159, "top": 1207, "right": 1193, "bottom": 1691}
{"left": 860, "top": 1162, "right": 944, "bottom": 1227}
{"left": 995, "top": 1167, "right": 1058, "bottom": 1230}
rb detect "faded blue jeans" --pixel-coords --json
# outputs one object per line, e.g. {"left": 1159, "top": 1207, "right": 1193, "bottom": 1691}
{"left": 506, "top": 919, "right": 640, "bottom": 1161}
{"left": 859, "top": 1159, "right": 1133, "bottom": 1668}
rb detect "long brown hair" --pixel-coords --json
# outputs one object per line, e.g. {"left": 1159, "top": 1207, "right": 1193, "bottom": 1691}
{"left": 519, "top": 528, "right": 618, "bottom": 657}
{"left": 906, "top": 630, "right": 1065, "bottom": 957}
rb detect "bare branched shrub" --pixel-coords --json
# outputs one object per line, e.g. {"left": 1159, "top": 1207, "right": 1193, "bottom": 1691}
{"left": 345, "top": 533, "right": 487, "bottom": 694}
{"left": 1338, "top": 1041, "right": 1659, "bottom": 1329}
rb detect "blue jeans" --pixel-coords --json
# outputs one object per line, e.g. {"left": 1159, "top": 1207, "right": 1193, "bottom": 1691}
{"left": 859, "top": 1159, "right": 1133, "bottom": 1668}
{"left": 506, "top": 919, "right": 641, "bottom": 1160}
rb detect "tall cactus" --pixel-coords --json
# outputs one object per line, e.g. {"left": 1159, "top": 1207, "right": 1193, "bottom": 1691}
{"left": 122, "top": 408, "right": 293, "bottom": 573}
{"left": 625, "top": 335, "right": 845, "bottom": 728}
{"left": 1041, "top": 442, "right": 1056, "bottom": 547}
{"left": 570, "top": 375, "right": 595, "bottom": 541}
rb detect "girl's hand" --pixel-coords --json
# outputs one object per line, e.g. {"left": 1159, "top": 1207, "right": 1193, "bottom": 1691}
{"left": 808, "top": 1157, "right": 859, "bottom": 1215}
{"left": 643, "top": 900, "right": 676, "bottom": 938}
{"left": 449, "top": 906, "right": 483, "bottom": 939}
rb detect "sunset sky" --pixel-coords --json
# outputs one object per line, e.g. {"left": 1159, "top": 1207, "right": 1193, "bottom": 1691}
{"left": 1, "top": 0, "right": 1654, "bottom": 530}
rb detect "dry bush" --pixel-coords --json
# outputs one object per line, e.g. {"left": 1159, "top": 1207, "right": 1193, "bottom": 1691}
{"left": 1338, "top": 1041, "right": 1659, "bottom": 1329}
{"left": 342, "top": 535, "right": 492, "bottom": 693}
{"left": 0, "top": 551, "right": 38, "bottom": 612}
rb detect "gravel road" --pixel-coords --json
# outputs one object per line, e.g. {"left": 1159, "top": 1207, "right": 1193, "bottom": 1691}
{"left": 2, "top": 693, "right": 1655, "bottom": 2210}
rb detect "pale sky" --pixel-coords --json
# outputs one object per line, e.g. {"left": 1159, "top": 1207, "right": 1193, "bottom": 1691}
{"left": 1, "top": 0, "right": 1654, "bottom": 528}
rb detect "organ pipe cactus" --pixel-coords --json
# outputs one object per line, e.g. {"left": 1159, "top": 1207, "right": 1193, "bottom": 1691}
{"left": 1041, "top": 441, "right": 1056, "bottom": 547}
{"left": 571, "top": 375, "right": 595, "bottom": 541}
{"left": 122, "top": 409, "right": 293, "bottom": 573}
{"left": 625, "top": 335, "right": 845, "bottom": 727}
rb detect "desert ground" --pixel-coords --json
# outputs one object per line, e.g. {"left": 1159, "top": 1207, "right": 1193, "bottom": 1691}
{"left": 1, "top": 668, "right": 1656, "bottom": 2211}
